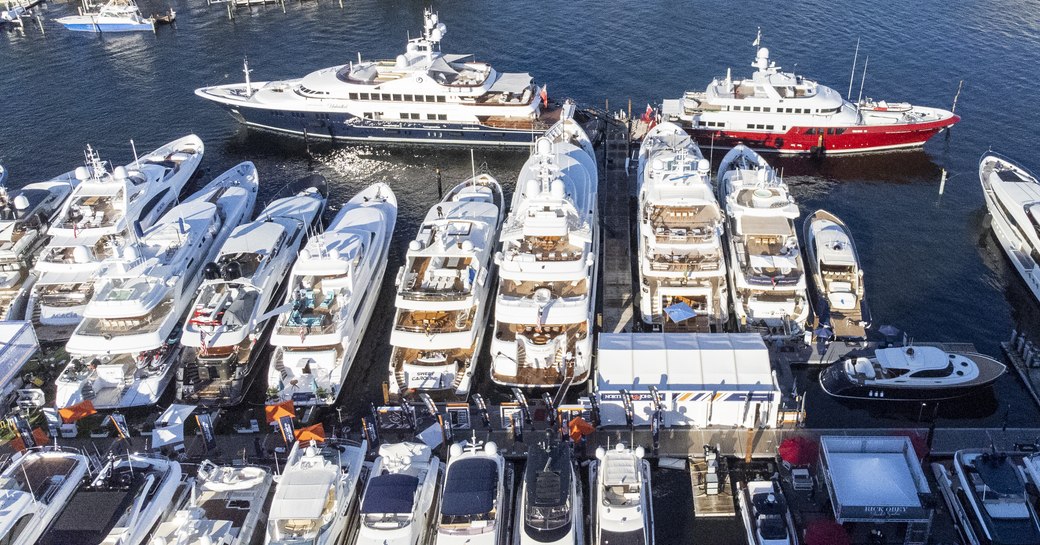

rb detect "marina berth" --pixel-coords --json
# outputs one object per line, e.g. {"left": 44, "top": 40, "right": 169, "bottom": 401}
{"left": 434, "top": 440, "right": 512, "bottom": 545}
{"left": 718, "top": 145, "right": 808, "bottom": 338}
{"left": 56, "top": 162, "right": 258, "bottom": 410}
{"left": 267, "top": 183, "right": 396, "bottom": 407}
{"left": 590, "top": 443, "right": 654, "bottom": 545}
{"left": 266, "top": 439, "right": 368, "bottom": 545}
{"left": 355, "top": 442, "right": 442, "bottom": 545}
{"left": 39, "top": 453, "right": 185, "bottom": 545}
{"left": 979, "top": 153, "right": 1040, "bottom": 304}
{"left": 25, "top": 136, "right": 204, "bottom": 343}
{"left": 56, "top": 0, "right": 155, "bottom": 33}
{"left": 514, "top": 441, "right": 583, "bottom": 545}
{"left": 149, "top": 462, "right": 273, "bottom": 545}
{"left": 737, "top": 479, "right": 797, "bottom": 545}
{"left": 0, "top": 446, "right": 91, "bottom": 545}
{"left": 196, "top": 9, "right": 559, "bottom": 147}
{"left": 803, "top": 210, "right": 870, "bottom": 340}
{"left": 178, "top": 175, "right": 328, "bottom": 408}
{"left": 388, "top": 174, "right": 503, "bottom": 399}
{"left": 662, "top": 41, "right": 959, "bottom": 154}
{"left": 490, "top": 108, "right": 599, "bottom": 389}
{"left": 636, "top": 121, "right": 727, "bottom": 331}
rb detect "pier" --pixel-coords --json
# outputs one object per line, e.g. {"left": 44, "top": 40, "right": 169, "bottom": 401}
{"left": 599, "top": 116, "right": 635, "bottom": 334}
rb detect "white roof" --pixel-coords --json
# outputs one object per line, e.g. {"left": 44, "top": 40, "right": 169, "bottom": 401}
{"left": 596, "top": 333, "right": 775, "bottom": 391}
{"left": 488, "top": 72, "right": 533, "bottom": 93}
{"left": 270, "top": 468, "right": 335, "bottom": 519}
{"left": 221, "top": 221, "right": 286, "bottom": 256}
{"left": 0, "top": 322, "right": 37, "bottom": 391}
{"left": 821, "top": 436, "right": 929, "bottom": 509}
{"left": 814, "top": 221, "right": 857, "bottom": 266}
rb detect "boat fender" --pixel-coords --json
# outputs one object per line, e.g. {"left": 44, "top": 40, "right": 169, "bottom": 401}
{"left": 775, "top": 137, "right": 784, "bottom": 149}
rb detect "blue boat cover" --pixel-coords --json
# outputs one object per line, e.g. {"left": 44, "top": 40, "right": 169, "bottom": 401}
{"left": 441, "top": 458, "right": 498, "bottom": 516}
{"left": 361, "top": 473, "right": 419, "bottom": 514}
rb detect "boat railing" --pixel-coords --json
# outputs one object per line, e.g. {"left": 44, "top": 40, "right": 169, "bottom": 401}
{"left": 398, "top": 289, "right": 469, "bottom": 302}
{"left": 648, "top": 256, "right": 721, "bottom": 273}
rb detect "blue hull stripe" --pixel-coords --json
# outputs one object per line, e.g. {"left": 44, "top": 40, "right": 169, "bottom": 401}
{"left": 61, "top": 23, "right": 152, "bottom": 32}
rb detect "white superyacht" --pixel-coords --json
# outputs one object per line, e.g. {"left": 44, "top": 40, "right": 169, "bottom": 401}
{"left": 979, "top": 153, "right": 1040, "bottom": 304}
{"left": 355, "top": 442, "right": 442, "bottom": 545}
{"left": 25, "top": 136, "right": 204, "bottom": 342}
{"left": 434, "top": 440, "right": 512, "bottom": 545}
{"left": 590, "top": 444, "right": 655, "bottom": 545}
{"left": 637, "top": 121, "right": 727, "bottom": 332}
{"left": 718, "top": 145, "right": 808, "bottom": 337}
{"left": 388, "top": 174, "right": 503, "bottom": 399}
{"left": 267, "top": 183, "right": 396, "bottom": 406}
{"left": 56, "top": 163, "right": 258, "bottom": 410}
{"left": 490, "top": 109, "right": 599, "bottom": 389}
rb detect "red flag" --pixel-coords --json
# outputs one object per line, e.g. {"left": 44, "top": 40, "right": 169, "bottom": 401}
{"left": 539, "top": 85, "right": 548, "bottom": 108}
{"left": 642, "top": 103, "right": 653, "bottom": 123}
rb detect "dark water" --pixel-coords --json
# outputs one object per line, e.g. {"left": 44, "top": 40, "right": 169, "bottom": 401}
{"left": 4, "top": 0, "right": 1040, "bottom": 542}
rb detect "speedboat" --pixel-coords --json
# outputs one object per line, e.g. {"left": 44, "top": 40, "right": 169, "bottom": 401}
{"left": 39, "top": 453, "right": 185, "bottom": 545}
{"left": 737, "top": 479, "right": 797, "bottom": 545}
{"left": 178, "top": 175, "right": 328, "bottom": 407}
{"left": 718, "top": 145, "right": 809, "bottom": 338}
{"left": 819, "top": 345, "right": 1006, "bottom": 401}
{"left": 196, "top": 9, "right": 561, "bottom": 147}
{"left": 590, "top": 443, "right": 654, "bottom": 545}
{"left": 388, "top": 174, "right": 503, "bottom": 399}
{"left": 0, "top": 170, "right": 80, "bottom": 319}
{"left": 434, "top": 440, "right": 512, "bottom": 545}
{"left": 356, "top": 442, "right": 442, "bottom": 545}
{"left": 266, "top": 439, "right": 368, "bottom": 545}
{"left": 662, "top": 38, "right": 959, "bottom": 154}
{"left": 490, "top": 108, "right": 599, "bottom": 389}
{"left": 636, "top": 121, "right": 727, "bottom": 332}
{"left": 150, "top": 462, "right": 273, "bottom": 545}
{"left": 0, "top": 446, "right": 91, "bottom": 545}
{"left": 26, "top": 136, "right": 204, "bottom": 342}
{"left": 514, "top": 441, "right": 583, "bottom": 545}
{"left": 57, "top": 163, "right": 257, "bottom": 410}
{"left": 979, "top": 153, "right": 1040, "bottom": 304}
{"left": 933, "top": 450, "right": 1040, "bottom": 545}
{"left": 56, "top": 0, "right": 155, "bottom": 33}
{"left": 266, "top": 183, "right": 396, "bottom": 406}
{"left": 803, "top": 210, "right": 870, "bottom": 340}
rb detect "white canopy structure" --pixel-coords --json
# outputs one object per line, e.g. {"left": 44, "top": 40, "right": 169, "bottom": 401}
{"left": 0, "top": 322, "right": 39, "bottom": 417}
{"left": 595, "top": 333, "right": 780, "bottom": 427}
{"left": 152, "top": 403, "right": 197, "bottom": 448}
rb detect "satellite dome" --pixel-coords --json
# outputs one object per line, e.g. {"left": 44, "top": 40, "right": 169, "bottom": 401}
{"left": 697, "top": 159, "right": 710, "bottom": 173}
{"left": 484, "top": 441, "right": 498, "bottom": 455}
{"left": 535, "top": 138, "right": 552, "bottom": 156}
{"left": 408, "top": 240, "right": 423, "bottom": 251}
{"left": 74, "top": 166, "right": 90, "bottom": 181}
{"left": 13, "top": 194, "right": 29, "bottom": 210}
{"left": 461, "top": 240, "right": 474, "bottom": 252}
{"left": 72, "top": 245, "right": 90, "bottom": 264}
{"left": 113, "top": 166, "right": 128, "bottom": 179}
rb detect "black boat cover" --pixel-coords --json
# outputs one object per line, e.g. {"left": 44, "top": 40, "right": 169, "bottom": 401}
{"left": 360, "top": 473, "right": 419, "bottom": 515}
{"left": 441, "top": 458, "right": 497, "bottom": 516}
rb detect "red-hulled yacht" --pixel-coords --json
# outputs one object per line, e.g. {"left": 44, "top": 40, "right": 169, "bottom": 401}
{"left": 663, "top": 44, "right": 959, "bottom": 155}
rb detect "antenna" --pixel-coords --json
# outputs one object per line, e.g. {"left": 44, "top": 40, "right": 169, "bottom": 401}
{"left": 846, "top": 38, "right": 860, "bottom": 100}
{"left": 856, "top": 56, "right": 869, "bottom": 104}
{"left": 243, "top": 57, "right": 253, "bottom": 97}
{"left": 130, "top": 139, "right": 139, "bottom": 166}
{"left": 20, "top": 463, "right": 35, "bottom": 504}
{"left": 470, "top": 149, "right": 476, "bottom": 181}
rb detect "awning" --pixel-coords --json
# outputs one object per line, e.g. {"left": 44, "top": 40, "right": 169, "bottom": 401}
{"left": 489, "top": 72, "right": 533, "bottom": 94}
{"left": 152, "top": 404, "right": 196, "bottom": 448}
{"left": 740, "top": 215, "right": 793, "bottom": 236}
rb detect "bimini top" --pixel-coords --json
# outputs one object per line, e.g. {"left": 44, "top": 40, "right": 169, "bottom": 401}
{"left": 270, "top": 468, "right": 337, "bottom": 520}
{"left": 441, "top": 458, "right": 497, "bottom": 516}
{"left": 360, "top": 473, "right": 420, "bottom": 515}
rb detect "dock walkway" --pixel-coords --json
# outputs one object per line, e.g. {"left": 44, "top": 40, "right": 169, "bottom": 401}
{"left": 599, "top": 118, "right": 635, "bottom": 334}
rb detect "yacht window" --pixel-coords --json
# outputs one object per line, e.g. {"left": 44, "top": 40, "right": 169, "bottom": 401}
{"left": 437, "top": 96, "right": 446, "bottom": 102}
{"left": 382, "top": 93, "right": 392, "bottom": 101}
{"left": 349, "top": 93, "right": 358, "bottom": 100}
{"left": 415, "top": 95, "right": 425, "bottom": 102}
{"left": 766, "top": 125, "right": 774, "bottom": 130}
{"left": 392, "top": 94, "right": 402, "bottom": 101}
{"left": 360, "top": 93, "right": 370, "bottom": 100}
{"left": 753, "top": 107, "right": 761, "bottom": 112}
{"left": 438, "top": 114, "right": 447, "bottom": 121}
{"left": 0, "top": 514, "right": 33, "bottom": 545}
{"left": 427, "top": 95, "right": 437, "bottom": 102}
{"left": 403, "top": 94, "right": 414, "bottom": 101}
{"left": 427, "top": 114, "right": 437, "bottom": 120}
{"left": 400, "top": 113, "right": 410, "bottom": 120}
{"left": 909, "top": 363, "right": 955, "bottom": 379}
{"left": 410, "top": 113, "right": 420, "bottom": 120}
{"left": 763, "top": 107, "right": 771, "bottom": 112}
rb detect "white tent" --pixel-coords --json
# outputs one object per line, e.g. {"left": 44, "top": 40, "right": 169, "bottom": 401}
{"left": 595, "top": 333, "right": 780, "bottom": 428}
{"left": 0, "top": 322, "right": 39, "bottom": 417}
{"left": 152, "top": 404, "right": 197, "bottom": 449}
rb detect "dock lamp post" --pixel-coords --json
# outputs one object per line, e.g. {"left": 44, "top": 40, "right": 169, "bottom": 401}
{"left": 471, "top": 394, "right": 492, "bottom": 429}
{"left": 511, "top": 387, "right": 533, "bottom": 427}
{"left": 418, "top": 392, "right": 450, "bottom": 446}
{"left": 588, "top": 395, "right": 602, "bottom": 427}
{"left": 649, "top": 386, "right": 663, "bottom": 456}
{"left": 542, "top": 392, "right": 558, "bottom": 431}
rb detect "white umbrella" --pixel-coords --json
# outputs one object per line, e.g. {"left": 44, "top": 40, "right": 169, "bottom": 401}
{"left": 152, "top": 404, "right": 196, "bottom": 449}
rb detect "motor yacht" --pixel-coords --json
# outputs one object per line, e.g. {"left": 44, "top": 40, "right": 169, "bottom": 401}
{"left": 0, "top": 446, "right": 91, "bottom": 545}
{"left": 179, "top": 175, "right": 328, "bottom": 407}
{"left": 490, "top": 108, "right": 598, "bottom": 389}
{"left": 39, "top": 453, "right": 185, "bottom": 545}
{"left": 267, "top": 183, "right": 396, "bottom": 406}
{"left": 26, "top": 136, "right": 204, "bottom": 342}
{"left": 514, "top": 441, "right": 583, "bottom": 545}
{"left": 388, "top": 174, "right": 503, "bottom": 399}
{"left": 266, "top": 439, "right": 368, "bottom": 545}
{"left": 434, "top": 440, "right": 512, "bottom": 545}
{"left": 819, "top": 345, "right": 1006, "bottom": 401}
{"left": 150, "top": 461, "right": 273, "bottom": 545}
{"left": 718, "top": 145, "right": 808, "bottom": 337}
{"left": 355, "top": 442, "right": 442, "bottom": 545}
{"left": 56, "top": 0, "right": 155, "bottom": 32}
{"left": 590, "top": 443, "right": 654, "bottom": 545}
{"left": 737, "top": 479, "right": 797, "bottom": 545}
{"left": 636, "top": 121, "right": 727, "bottom": 332}
{"left": 56, "top": 163, "right": 257, "bottom": 410}
{"left": 979, "top": 153, "right": 1040, "bottom": 305}
{"left": 803, "top": 210, "right": 870, "bottom": 340}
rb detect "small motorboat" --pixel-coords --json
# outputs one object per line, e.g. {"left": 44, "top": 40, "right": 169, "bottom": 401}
{"left": 514, "top": 440, "right": 583, "bottom": 545}
{"left": 819, "top": 345, "right": 1006, "bottom": 401}
{"left": 56, "top": 0, "right": 155, "bottom": 33}
{"left": 803, "top": 209, "right": 870, "bottom": 340}
{"left": 737, "top": 479, "right": 797, "bottom": 545}
{"left": 356, "top": 442, "right": 442, "bottom": 545}
{"left": 434, "top": 440, "right": 513, "bottom": 545}
{"left": 590, "top": 443, "right": 654, "bottom": 545}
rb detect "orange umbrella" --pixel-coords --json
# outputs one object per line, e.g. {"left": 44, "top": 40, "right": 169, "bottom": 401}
{"left": 58, "top": 400, "right": 97, "bottom": 423}
{"left": 265, "top": 400, "right": 295, "bottom": 424}
{"left": 295, "top": 423, "right": 326, "bottom": 443}
{"left": 568, "top": 416, "right": 595, "bottom": 442}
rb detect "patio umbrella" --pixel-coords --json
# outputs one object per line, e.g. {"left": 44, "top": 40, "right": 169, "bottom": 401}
{"left": 778, "top": 435, "right": 819, "bottom": 466}
{"left": 58, "top": 400, "right": 96, "bottom": 423}
{"left": 295, "top": 423, "right": 326, "bottom": 443}
{"left": 152, "top": 404, "right": 196, "bottom": 449}
{"left": 568, "top": 416, "right": 595, "bottom": 442}
{"left": 265, "top": 400, "right": 296, "bottom": 424}
{"left": 664, "top": 302, "right": 698, "bottom": 323}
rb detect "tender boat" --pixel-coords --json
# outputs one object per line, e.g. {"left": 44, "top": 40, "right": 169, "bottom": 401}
{"left": 56, "top": 163, "right": 258, "bottom": 410}
{"left": 0, "top": 446, "right": 91, "bottom": 545}
{"left": 196, "top": 9, "right": 561, "bottom": 147}
{"left": 388, "top": 174, "right": 503, "bottom": 399}
{"left": 933, "top": 450, "right": 1040, "bottom": 545}
{"left": 178, "top": 175, "right": 328, "bottom": 407}
{"left": 636, "top": 121, "right": 727, "bottom": 332}
{"left": 819, "top": 345, "right": 1006, "bottom": 401}
{"left": 39, "top": 453, "right": 185, "bottom": 545}
{"left": 356, "top": 442, "right": 442, "bottom": 545}
{"left": 737, "top": 479, "right": 797, "bottom": 545}
{"left": 0, "top": 170, "right": 80, "bottom": 319}
{"left": 803, "top": 210, "right": 870, "bottom": 340}
{"left": 979, "top": 154, "right": 1040, "bottom": 304}
{"left": 514, "top": 441, "right": 583, "bottom": 545}
{"left": 718, "top": 145, "right": 809, "bottom": 337}
{"left": 590, "top": 443, "right": 654, "bottom": 545}
{"left": 26, "top": 136, "right": 204, "bottom": 342}
{"left": 266, "top": 439, "right": 368, "bottom": 545}
{"left": 150, "top": 461, "right": 273, "bottom": 545}
{"left": 434, "top": 440, "right": 512, "bottom": 545}
{"left": 662, "top": 39, "right": 959, "bottom": 154}
{"left": 267, "top": 183, "right": 396, "bottom": 406}
{"left": 490, "top": 109, "right": 599, "bottom": 389}
{"left": 56, "top": 0, "right": 155, "bottom": 33}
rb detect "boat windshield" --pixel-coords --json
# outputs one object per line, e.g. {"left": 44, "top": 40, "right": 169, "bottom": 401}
{"left": 272, "top": 518, "right": 320, "bottom": 540}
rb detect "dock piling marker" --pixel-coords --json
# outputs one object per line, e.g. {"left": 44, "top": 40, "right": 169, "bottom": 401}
{"left": 939, "top": 169, "right": 947, "bottom": 195}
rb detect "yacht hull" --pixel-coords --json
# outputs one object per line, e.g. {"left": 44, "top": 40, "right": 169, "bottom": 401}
{"left": 980, "top": 154, "right": 1040, "bottom": 303}
{"left": 818, "top": 358, "right": 1005, "bottom": 402}
{"left": 58, "top": 21, "right": 153, "bottom": 32}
